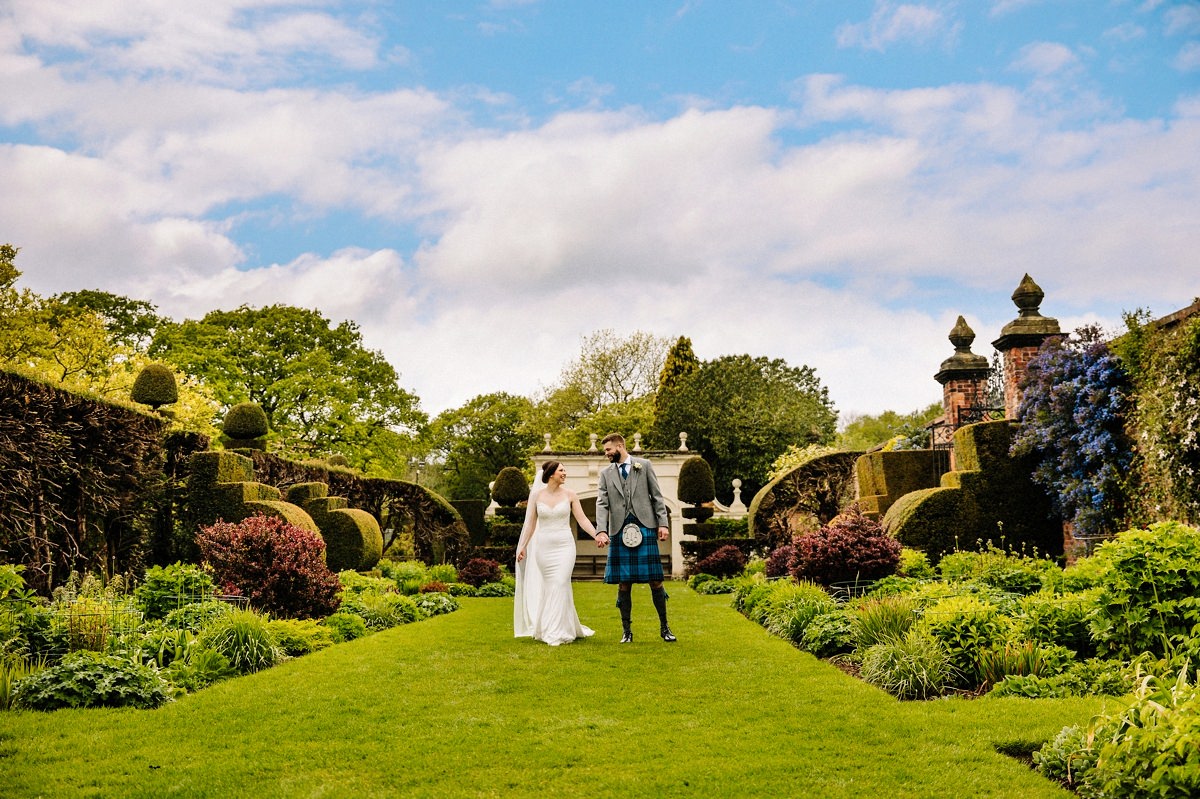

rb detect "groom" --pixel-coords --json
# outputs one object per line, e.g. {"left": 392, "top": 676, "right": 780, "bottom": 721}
{"left": 594, "top": 433, "right": 676, "bottom": 643}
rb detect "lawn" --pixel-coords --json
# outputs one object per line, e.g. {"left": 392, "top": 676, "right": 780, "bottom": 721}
{"left": 0, "top": 583, "right": 1108, "bottom": 798}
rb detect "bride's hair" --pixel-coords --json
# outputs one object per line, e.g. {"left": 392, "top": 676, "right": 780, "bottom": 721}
{"left": 540, "top": 460, "right": 562, "bottom": 484}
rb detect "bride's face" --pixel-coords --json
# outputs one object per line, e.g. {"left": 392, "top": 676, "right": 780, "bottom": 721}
{"left": 553, "top": 465, "right": 567, "bottom": 485}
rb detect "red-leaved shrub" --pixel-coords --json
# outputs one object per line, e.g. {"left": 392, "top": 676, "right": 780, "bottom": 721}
{"left": 765, "top": 544, "right": 796, "bottom": 579}
{"left": 695, "top": 544, "right": 747, "bottom": 579}
{"left": 197, "top": 515, "right": 341, "bottom": 619}
{"left": 790, "top": 505, "right": 901, "bottom": 586}
{"left": 458, "top": 558, "right": 502, "bottom": 587}
{"left": 419, "top": 581, "right": 449, "bottom": 594}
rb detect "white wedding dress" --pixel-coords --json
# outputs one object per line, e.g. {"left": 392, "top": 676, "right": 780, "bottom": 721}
{"left": 514, "top": 500, "right": 595, "bottom": 646}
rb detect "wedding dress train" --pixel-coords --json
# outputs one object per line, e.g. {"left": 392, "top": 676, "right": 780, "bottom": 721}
{"left": 514, "top": 501, "right": 594, "bottom": 646}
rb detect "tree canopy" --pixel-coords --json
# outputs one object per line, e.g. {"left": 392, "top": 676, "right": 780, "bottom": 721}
{"left": 426, "top": 392, "right": 538, "bottom": 500}
{"left": 654, "top": 354, "right": 837, "bottom": 503}
{"left": 835, "top": 403, "right": 942, "bottom": 451}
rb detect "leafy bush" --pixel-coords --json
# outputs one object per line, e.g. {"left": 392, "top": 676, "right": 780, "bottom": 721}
{"left": 458, "top": 558, "right": 502, "bottom": 588}
{"left": 1041, "top": 553, "right": 1111, "bottom": 593}
{"left": 974, "top": 642, "right": 1075, "bottom": 690}
{"left": 135, "top": 562, "right": 217, "bottom": 621}
{"left": 859, "top": 631, "right": 954, "bottom": 700}
{"left": 919, "top": 595, "right": 1005, "bottom": 687}
{"left": 1035, "top": 667, "right": 1200, "bottom": 797}
{"left": 852, "top": 595, "right": 918, "bottom": 649}
{"left": 695, "top": 545, "right": 747, "bottom": 579}
{"left": 677, "top": 456, "right": 716, "bottom": 505}
{"left": 197, "top": 609, "right": 283, "bottom": 673}
{"left": 338, "top": 591, "right": 423, "bottom": 629}
{"left": 754, "top": 581, "right": 836, "bottom": 643}
{"left": 1011, "top": 330, "right": 1133, "bottom": 538}
{"left": 321, "top": 612, "right": 368, "bottom": 642}
{"left": 198, "top": 515, "right": 341, "bottom": 619}
{"left": 161, "top": 647, "right": 235, "bottom": 693}
{"left": 413, "top": 592, "right": 460, "bottom": 617}
{"left": 446, "top": 582, "right": 477, "bottom": 597}
{"left": 694, "top": 578, "right": 736, "bottom": 595}
{"left": 1008, "top": 591, "right": 1095, "bottom": 655}
{"left": 267, "top": 619, "right": 336, "bottom": 656}
{"left": 162, "top": 601, "right": 233, "bottom": 632}
{"left": 990, "top": 657, "right": 1131, "bottom": 699}
{"left": 223, "top": 401, "right": 269, "bottom": 439}
{"left": 764, "top": 545, "right": 795, "bottom": 579}
{"left": 936, "top": 545, "right": 1058, "bottom": 595}
{"left": 12, "top": 650, "right": 172, "bottom": 710}
{"left": 1087, "top": 521, "right": 1200, "bottom": 660}
{"left": 791, "top": 506, "right": 901, "bottom": 586}
{"left": 476, "top": 581, "right": 515, "bottom": 598}
{"left": 1, "top": 654, "right": 45, "bottom": 710}
{"left": 338, "top": 571, "right": 399, "bottom": 595}
{"left": 419, "top": 580, "right": 449, "bottom": 594}
{"left": 427, "top": 564, "right": 458, "bottom": 584}
{"left": 897, "top": 548, "right": 934, "bottom": 579}
{"left": 140, "top": 625, "right": 197, "bottom": 668}
{"left": 376, "top": 559, "right": 430, "bottom": 585}
{"left": 799, "top": 609, "right": 856, "bottom": 658}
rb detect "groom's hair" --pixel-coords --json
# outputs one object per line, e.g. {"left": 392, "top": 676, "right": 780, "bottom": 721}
{"left": 601, "top": 433, "right": 625, "bottom": 447}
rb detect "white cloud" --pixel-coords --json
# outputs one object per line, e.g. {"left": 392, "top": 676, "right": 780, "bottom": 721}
{"left": 836, "top": 2, "right": 955, "bottom": 52}
{"left": 1009, "top": 42, "right": 1081, "bottom": 77}
{"left": 1176, "top": 41, "right": 1200, "bottom": 72}
{"left": 1164, "top": 4, "right": 1200, "bottom": 37}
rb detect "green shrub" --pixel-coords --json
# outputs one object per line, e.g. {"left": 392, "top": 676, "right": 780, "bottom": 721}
{"left": 974, "top": 641, "right": 1075, "bottom": 690}
{"left": 321, "top": 612, "right": 368, "bottom": 642}
{"left": 140, "top": 626, "right": 197, "bottom": 668}
{"left": 1008, "top": 591, "right": 1096, "bottom": 655}
{"left": 897, "top": 548, "right": 934, "bottom": 579}
{"left": 731, "top": 576, "right": 773, "bottom": 617}
{"left": 12, "top": 650, "right": 172, "bottom": 710}
{"left": 446, "top": 583, "right": 477, "bottom": 598}
{"left": 1041, "top": 553, "right": 1112, "bottom": 593}
{"left": 197, "top": 609, "right": 283, "bottom": 673}
{"left": 338, "top": 570, "right": 398, "bottom": 595}
{"left": 919, "top": 595, "right": 1005, "bottom": 687}
{"left": 475, "top": 581, "right": 515, "bottom": 598}
{"left": 427, "top": 564, "right": 458, "bottom": 584}
{"left": 755, "top": 581, "right": 836, "bottom": 643}
{"left": 677, "top": 456, "right": 716, "bottom": 505}
{"left": 1, "top": 654, "right": 46, "bottom": 710}
{"left": 852, "top": 595, "right": 918, "bottom": 649}
{"left": 936, "top": 544, "right": 1058, "bottom": 595}
{"left": 338, "top": 592, "right": 423, "bottom": 629}
{"left": 162, "top": 601, "right": 233, "bottom": 632}
{"left": 799, "top": 609, "right": 856, "bottom": 658}
{"left": 161, "top": 647, "right": 235, "bottom": 693}
{"left": 990, "top": 658, "right": 1131, "bottom": 699}
{"left": 130, "top": 362, "right": 178, "bottom": 408}
{"left": 1035, "top": 667, "right": 1200, "bottom": 797}
{"left": 267, "top": 618, "right": 336, "bottom": 656}
{"left": 694, "top": 578, "right": 736, "bottom": 595}
{"left": 859, "top": 631, "right": 954, "bottom": 700}
{"left": 413, "top": 592, "right": 460, "bottom": 617}
{"left": 491, "top": 467, "right": 529, "bottom": 506}
{"left": 1088, "top": 521, "right": 1200, "bottom": 661}
{"left": 135, "top": 562, "right": 217, "bottom": 621}
{"left": 223, "top": 402, "right": 269, "bottom": 439}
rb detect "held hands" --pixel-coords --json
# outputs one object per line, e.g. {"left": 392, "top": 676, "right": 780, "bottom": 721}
{"left": 595, "top": 532, "right": 609, "bottom": 549}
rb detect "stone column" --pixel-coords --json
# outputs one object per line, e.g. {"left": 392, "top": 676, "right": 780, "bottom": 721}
{"left": 934, "top": 315, "right": 991, "bottom": 428}
{"left": 991, "top": 274, "right": 1061, "bottom": 418}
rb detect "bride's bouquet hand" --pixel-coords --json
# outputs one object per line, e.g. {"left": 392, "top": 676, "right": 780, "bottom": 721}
{"left": 516, "top": 547, "right": 526, "bottom": 562}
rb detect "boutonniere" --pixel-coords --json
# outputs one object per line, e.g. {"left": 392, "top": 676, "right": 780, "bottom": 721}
{"left": 632, "top": 462, "right": 643, "bottom": 472}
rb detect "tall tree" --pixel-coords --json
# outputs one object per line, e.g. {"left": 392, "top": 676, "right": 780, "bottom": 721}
{"left": 835, "top": 403, "right": 942, "bottom": 451}
{"left": 655, "top": 335, "right": 699, "bottom": 418}
{"left": 0, "top": 244, "right": 51, "bottom": 363}
{"left": 427, "top": 392, "right": 538, "bottom": 500}
{"left": 54, "top": 289, "right": 165, "bottom": 352}
{"left": 150, "top": 304, "right": 425, "bottom": 473}
{"left": 653, "top": 354, "right": 837, "bottom": 503}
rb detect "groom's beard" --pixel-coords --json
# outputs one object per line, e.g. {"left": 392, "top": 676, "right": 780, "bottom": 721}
{"left": 608, "top": 452, "right": 622, "bottom": 463}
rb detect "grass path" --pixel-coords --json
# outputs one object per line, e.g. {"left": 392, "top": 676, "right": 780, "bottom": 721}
{"left": 0, "top": 584, "right": 1109, "bottom": 798}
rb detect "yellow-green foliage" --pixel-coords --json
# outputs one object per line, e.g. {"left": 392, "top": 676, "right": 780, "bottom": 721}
{"left": 882, "top": 421, "right": 1061, "bottom": 564}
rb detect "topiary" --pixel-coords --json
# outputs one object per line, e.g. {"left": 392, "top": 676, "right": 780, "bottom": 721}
{"left": 197, "top": 515, "right": 341, "bottom": 619}
{"left": 491, "top": 467, "right": 529, "bottom": 507}
{"left": 695, "top": 544, "right": 747, "bottom": 579}
{"left": 130, "top": 362, "right": 178, "bottom": 408}
{"left": 221, "top": 402, "right": 269, "bottom": 449}
{"left": 326, "top": 454, "right": 350, "bottom": 467}
{"left": 678, "top": 456, "right": 716, "bottom": 520}
{"left": 791, "top": 505, "right": 901, "bottom": 586}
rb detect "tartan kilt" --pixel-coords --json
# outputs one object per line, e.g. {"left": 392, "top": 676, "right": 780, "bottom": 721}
{"left": 604, "top": 524, "right": 664, "bottom": 584}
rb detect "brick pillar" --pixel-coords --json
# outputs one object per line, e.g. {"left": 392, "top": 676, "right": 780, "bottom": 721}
{"left": 991, "top": 274, "right": 1061, "bottom": 418}
{"left": 935, "top": 316, "right": 991, "bottom": 428}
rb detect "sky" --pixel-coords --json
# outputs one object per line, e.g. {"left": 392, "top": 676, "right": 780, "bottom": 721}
{"left": 2, "top": 1, "right": 1199, "bottom": 427}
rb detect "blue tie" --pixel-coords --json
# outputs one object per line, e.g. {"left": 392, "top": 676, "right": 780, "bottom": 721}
{"left": 620, "top": 463, "right": 629, "bottom": 480}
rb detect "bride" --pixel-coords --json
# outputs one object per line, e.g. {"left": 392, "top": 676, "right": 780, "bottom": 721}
{"left": 513, "top": 461, "right": 602, "bottom": 645}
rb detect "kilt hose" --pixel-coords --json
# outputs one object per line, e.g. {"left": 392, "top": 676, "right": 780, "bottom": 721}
{"left": 603, "top": 521, "right": 665, "bottom": 584}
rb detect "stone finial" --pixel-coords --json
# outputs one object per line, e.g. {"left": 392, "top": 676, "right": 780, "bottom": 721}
{"left": 588, "top": 433, "right": 598, "bottom": 452}
{"left": 935, "top": 315, "right": 989, "bottom": 384}
{"left": 993, "top": 274, "right": 1061, "bottom": 349}
{"left": 678, "top": 432, "right": 689, "bottom": 452}
{"left": 543, "top": 433, "right": 552, "bottom": 452}
{"left": 632, "top": 432, "right": 643, "bottom": 452}
{"left": 1012, "top": 273, "right": 1045, "bottom": 317}
{"left": 729, "top": 478, "right": 748, "bottom": 514}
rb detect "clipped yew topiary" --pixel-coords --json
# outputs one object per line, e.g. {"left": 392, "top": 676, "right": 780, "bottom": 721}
{"left": 326, "top": 454, "right": 350, "bottom": 467}
{"left": 678, "top": 456, "right": 716, "bottom": 522}
{"left": 130, "top": 363, "right": 178, "bottom": 409}
{"left": 222, "top": 402, "right": 269, "bottom": 450}
{"left": 492, "top": 467, "right": 529, "bottom": 507}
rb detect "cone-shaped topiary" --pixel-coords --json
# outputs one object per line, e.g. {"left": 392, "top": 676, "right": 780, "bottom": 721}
{"left": 678, "top": 456, "right": 715, "bottom": 505}
{"left": 492, "top": 466, "right": 529, "bottom": 507}
{"left": 223, "top": 402, "right": 269, "bottom": 439}
{"left": 130, "top": 363, "right": 178, "bottom": 409}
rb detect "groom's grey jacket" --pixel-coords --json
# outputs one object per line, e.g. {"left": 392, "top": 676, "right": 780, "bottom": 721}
{"left": 596, "top": 456, "right": 670, "bottom": 535}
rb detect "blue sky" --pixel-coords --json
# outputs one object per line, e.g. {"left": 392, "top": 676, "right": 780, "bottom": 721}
{"left": 1, "top": 1, "right": 1198, "bottom": 425}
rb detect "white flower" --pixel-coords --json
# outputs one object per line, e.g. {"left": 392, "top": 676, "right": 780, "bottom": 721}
{"left": 632, "top": 462, "right": 643, "bottom": 471}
